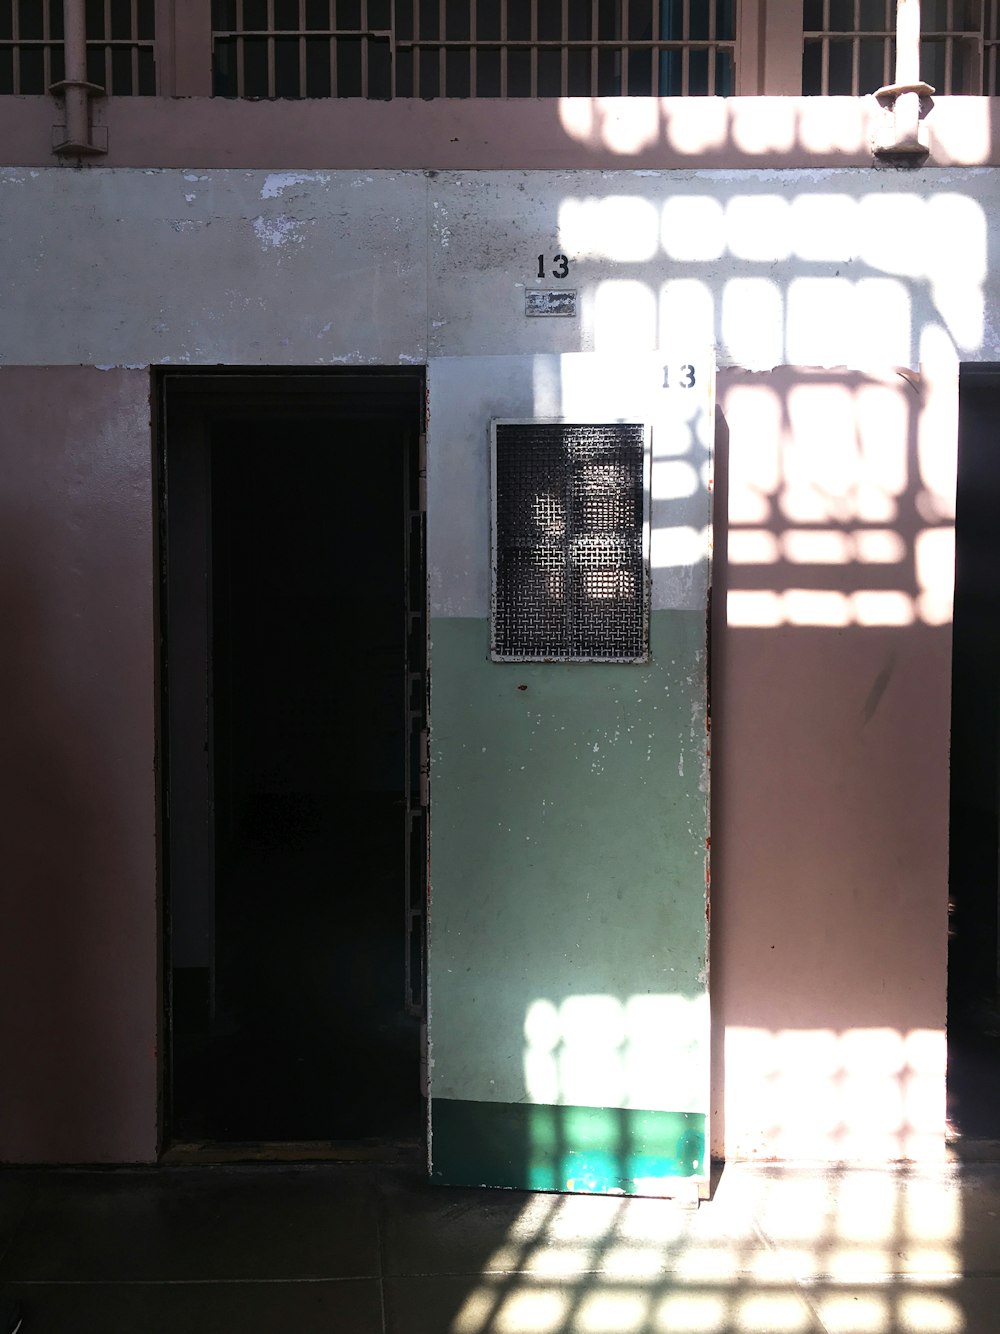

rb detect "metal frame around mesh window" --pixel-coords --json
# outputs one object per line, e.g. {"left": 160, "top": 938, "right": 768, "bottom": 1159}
{"left": 490, "top": 419, "right": 651, "bottom": 664}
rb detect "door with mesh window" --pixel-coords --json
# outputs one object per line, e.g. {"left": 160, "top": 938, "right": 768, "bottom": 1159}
{"left": 426, "top": 351, "right": 713, "bottom": 1197}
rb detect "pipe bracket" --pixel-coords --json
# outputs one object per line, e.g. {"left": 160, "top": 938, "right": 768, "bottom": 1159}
{"left": 49, "top": 77, "right": 108, "bottom": 159}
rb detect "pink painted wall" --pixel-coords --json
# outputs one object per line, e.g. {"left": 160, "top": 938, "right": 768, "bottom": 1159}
{"left": 0, "top": 363, "right": 954, "bottom": 1163}
{"left": 0, "top": 94, "right": 997, "bottom": 170}
{"left": 711, "top": 368, "right": 954, "bottom": 1161}
{"left": 0, "top": 367, "right": 158, "bottom": 1163}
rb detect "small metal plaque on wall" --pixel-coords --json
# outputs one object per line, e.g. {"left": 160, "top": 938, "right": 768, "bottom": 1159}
{"left": 525, "top": 289, "right": 577, "bottom": 317}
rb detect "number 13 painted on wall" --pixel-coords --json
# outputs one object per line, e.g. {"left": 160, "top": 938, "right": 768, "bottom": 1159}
{"left": 663, "top": 364, "right": 697, "bottom": 388}
{"left": 537, "top": 253, "right": 570, "bottom": 279}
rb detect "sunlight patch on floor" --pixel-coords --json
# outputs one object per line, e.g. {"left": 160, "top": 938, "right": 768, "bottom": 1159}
{"left": 448, "top": 1165, "right": 964, "bottom": 1334}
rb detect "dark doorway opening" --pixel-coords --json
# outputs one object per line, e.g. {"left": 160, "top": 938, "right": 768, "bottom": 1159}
{"left": 948, "top": 364, "right": 1000, "bottom": 1146}
{"left": 158, "top": 370, "right": 426, "bottom": 1148}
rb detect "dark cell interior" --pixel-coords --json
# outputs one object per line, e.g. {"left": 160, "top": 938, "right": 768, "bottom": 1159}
{"left": 948, "top": 367, "right": 1000, "bottom": 1144}
{"left": 167, "top": 395, "right": 423, "bottom": 1146}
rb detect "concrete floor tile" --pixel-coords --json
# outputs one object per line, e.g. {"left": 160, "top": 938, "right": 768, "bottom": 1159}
{"left": 0, "top": 1167, "right": 380, "bottom": 1282}
{"left": 708, "top": 1163, "right": 1000, "bottom": 1285}
{"left": 380, "top": 1179, "right": 551, "bottom": 1277}
{"left": 381, "top": 1176, "right": 764, "bottom": 1280}
{"left": 733, "top": 1163, "right": 995, "bottom": 1287}
{"left": 5, "top": 1159, "right": 1000, "bottom": 1334}
{"left": 0, "top": 1174, "right": 41, "bottom": 1266}
{"left": 0, "top": 1278, "right": 382, "bottom": 1334}
{"left": 945, "top": 1277, "right": 1000, "bottom": 1334}
{"left": 951, "top": 1165, "right": 1000, "bottom": 1277}
{"left": 384, "top": 1273, "right": 826, "bottom": 1334}
{"left": 798, "top": 1279, "right": 995, "bottom": 1334}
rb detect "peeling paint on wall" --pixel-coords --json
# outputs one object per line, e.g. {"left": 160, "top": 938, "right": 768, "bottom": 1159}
{"left": 251, "top": 214, "right": 308, "bottom": 250}
{"left": 260, "top": 171, "right": 321, "bottom": 199}
{"left": 0, "top": 166, "right": 997, "bottom": 370}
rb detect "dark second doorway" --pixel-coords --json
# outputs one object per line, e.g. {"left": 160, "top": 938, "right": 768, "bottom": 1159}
{"left": 159, "top": 371, "right": 426, "bottom": 1148}
{"left": 949, "top": 364, "right": 1000, "bottom": 1145}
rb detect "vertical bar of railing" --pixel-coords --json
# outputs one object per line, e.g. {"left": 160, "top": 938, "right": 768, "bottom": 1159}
{"left": 983, "top": 2, "right": 987, "bottom": 92}
{"left": 499, "top": 0, "right": 507, "bottom": 97}
{"left": 529, "top": 0, "right": 537, "bottom": 97}
{"left": 821, "top": 0, "right": 830, "bottom": 91}
{"left": 268, "top": 0, "right": 275, "bottom": 96}
{"left": 851, "top": 0, "right": 860, "bottom": 90}
{"left": 440, "top": 0, "right": 446, "bottom": 92}
{"left": 361, "top": 0, "right": 369, "bottom": 97}
{"left": 42, "top": 0, "right": 50, "bottom": 92}
{"left": 560, "top": 0, "right": 567, "bottom": 95}
{"left": 102, "top": 0, "right": 111, "bottom": 87}
{"left": 331, "top": 19, "right": 338, "bottom": 94}
{"left": 236, "top": 0, "right": 245, "bottom": 94}
{"left": 132, "top": 0, "right": 139, "bottom": 93}
{"left": 470, "top": 0, "right": 477, "bottom": 97}
{"left": 651, "top": 0, "right": 660, "bottom": 95}
{"left": 681, "top": 0, "right": 689, "bottom": 93}
{"left": 412, "top": 0, "right": 420, "bottom": 96}
{"left": 990, "top": 0, "right": 997, "bottom": 91}
{"left": 298, "top": 0, "right": 307, "bottom": 94}
{"left": 590, "top": 0, "right": 597, "bottom": 89}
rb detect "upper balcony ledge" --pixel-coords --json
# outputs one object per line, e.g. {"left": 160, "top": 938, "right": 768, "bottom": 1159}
{"left": 1, "top": 93, "right": 998, "bottom": 171}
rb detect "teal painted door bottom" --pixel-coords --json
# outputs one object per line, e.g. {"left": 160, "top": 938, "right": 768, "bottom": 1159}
{"left": 431, "top": 1098, "right": 706, "bottom": 1196}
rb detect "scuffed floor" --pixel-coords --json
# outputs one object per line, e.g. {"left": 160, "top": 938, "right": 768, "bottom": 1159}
{"left": 1, "top": 1157, "right": 998, "bottom": 1333}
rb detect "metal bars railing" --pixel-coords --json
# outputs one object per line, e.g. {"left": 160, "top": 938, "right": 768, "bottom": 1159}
{"left": 211, "top": 0, "right": 736, "bottom": 98}
{"left": 803, "top": 0, "right": 985, "bottom": 93}
{"left": 212, "top": 0, "right": 393, "bottom": 97}
{"left": 0, "top": 0, "right": 156, "bottom": 95}
{"left": 400, "top": 0, "right": 736, "bottom": 97}
{"left": 0, "top": 0, "right": 65, "bottom": 94}
{"left": 979, "top": 0, "right": 1000, "bottom": 89}
{"left": 84, "top": 0, "right": 157, "bottom": 94}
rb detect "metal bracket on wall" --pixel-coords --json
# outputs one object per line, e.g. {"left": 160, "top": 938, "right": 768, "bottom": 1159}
{"left": 872, "top": 0, "right": 933, "bottom": 163}
{"left": 50, "top": 2, "right": 107, "bottom": 159}
{"left": 872, "top": 81, "right": 934, "bottom": 161}
{"left": 50, "top": 79, "right": 108, "bottom": 158}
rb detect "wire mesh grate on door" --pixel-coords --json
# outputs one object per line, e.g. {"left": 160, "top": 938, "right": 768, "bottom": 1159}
{"left": 491, "top": 421, "right": 648, "bottom": 662}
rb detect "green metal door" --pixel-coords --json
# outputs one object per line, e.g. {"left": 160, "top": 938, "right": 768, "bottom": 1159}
{"left": 427, "top": 351, "right": 713, "bottom": 1198}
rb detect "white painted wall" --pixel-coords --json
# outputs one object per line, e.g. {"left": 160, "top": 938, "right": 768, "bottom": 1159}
{"left": 0, "top": 162, "right": 965, "bottom": 1162}
{"left": 0, "top": 166, "right": 994, "bottom": 373}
